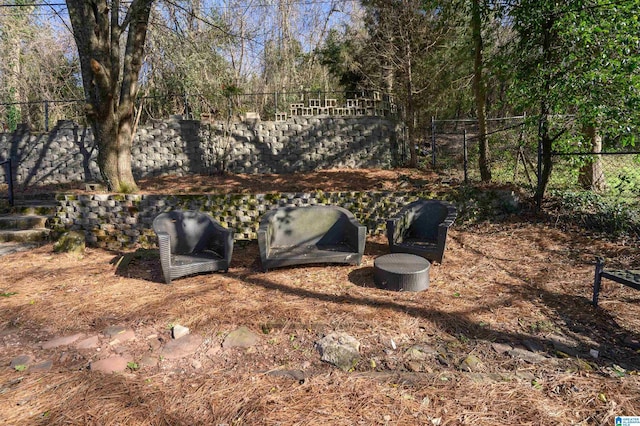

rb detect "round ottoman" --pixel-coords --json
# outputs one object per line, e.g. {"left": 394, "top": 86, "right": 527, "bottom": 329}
{"left": 374, "top": 253, "right": 430, "bottom": 292}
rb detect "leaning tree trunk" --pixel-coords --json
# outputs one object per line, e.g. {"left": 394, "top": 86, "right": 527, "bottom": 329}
{"left": 578, "top": 125, "right": 606, "bottom": 192}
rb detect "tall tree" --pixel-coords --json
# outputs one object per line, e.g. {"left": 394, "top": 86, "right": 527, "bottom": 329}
{"left": 471, "top": 0, "right": 491, "bottom": 181}
{"left": 0, "top": 1, "right": 34, "bottom": 129}
{"left": 362, "top": 0, "right": 448, "bottom": 167}
{"left": 508, "top": 0, "right": 640, "bottom": 206}
{"left": 66, "top": 0, "right": 154, "bottom": 192}
{"left": 0, "top": 2, "right": 82, "bottom": 131}
{"left": 317, "top": 28, "right": 368, "bottom": 93}
{"left": 143, "top": 2, "right": 231, "bottom": 119}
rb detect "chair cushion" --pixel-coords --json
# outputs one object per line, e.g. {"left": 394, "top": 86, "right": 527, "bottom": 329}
{"left": 154, "top": 211, "right": 216, "bottom": 255}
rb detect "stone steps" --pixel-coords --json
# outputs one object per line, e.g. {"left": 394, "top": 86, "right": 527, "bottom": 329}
{"left": 0, "top": 214, "right": 49, "bottom": 230}
{"left": 0, "top": 227, "right": 51, "bottom": 243}
{"left": 0, "top": 198, "right": 56, "bottom": 244}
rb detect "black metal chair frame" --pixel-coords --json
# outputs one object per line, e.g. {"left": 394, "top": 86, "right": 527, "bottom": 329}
{"left": 592, "top": 257, "right": 640, "bottom": 307}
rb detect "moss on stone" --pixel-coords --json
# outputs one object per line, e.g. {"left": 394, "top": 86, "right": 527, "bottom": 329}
{"left": 53, "top": 231, "right": 86, "bottom": 256}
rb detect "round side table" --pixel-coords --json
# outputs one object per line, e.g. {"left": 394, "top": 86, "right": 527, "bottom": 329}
{"left": 374, "top": 253, "right": 430, "bottom": 292}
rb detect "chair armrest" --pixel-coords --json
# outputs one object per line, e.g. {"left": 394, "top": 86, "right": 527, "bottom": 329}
{"left": 437, "top": 204, "right": 457, "bottom": 244}
{"left": 387, "top": 210, "right": 411, "bottom": 244}
{"left": 206, "top": 222, "right": 234, "bottom": 264}
{"left": 156, "top": 231, "right": 172, "bottom": 259}
{"left": 257, "top": 211, "right": 276, "bottom": 270}
{"left": 437, "top": 220, "right": 454, "bottom": 241}
{"left": 156, "top": 231, "right": 173, "bottom": 284}
{"left": 344, "top": 216, "right": 366, "bottom": 255}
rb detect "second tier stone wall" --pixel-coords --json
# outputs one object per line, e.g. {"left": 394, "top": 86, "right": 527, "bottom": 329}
{"left": 0, "top": 116, "right": 403, "bottom": 188}
{"left": 51, "top": 190, "right": 436, "bottom": 250}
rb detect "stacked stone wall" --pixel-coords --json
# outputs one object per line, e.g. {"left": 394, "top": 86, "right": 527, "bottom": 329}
{"left": 0, "top": 116, "right": 403, "bottom": 187}
{"left": 51, "top": 190, "right": 432, "bottom": 250}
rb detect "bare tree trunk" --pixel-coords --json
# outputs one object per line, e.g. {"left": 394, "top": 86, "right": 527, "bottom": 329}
{"left": 534, "top": 110, "right": 553, "bottom": 209}
{"left": 472, "top": 0, "right": 491, "bottom": 182}
{"left": 533, "top": 17, "right": 556, "bottom": 209}
{"left": 578, "top": 125, "right": 606, "bottom": 192}
{"left": 405, "top": 34, "right": 417, "bottom": 168}
{"left": 67, "top": 0, "right": 153, "bottom": 192}
{"left": 1, "top": 5, "right": 34, "bottom": 129}
{"left": 93, "top": 113, "right": 119, "bottom": 188}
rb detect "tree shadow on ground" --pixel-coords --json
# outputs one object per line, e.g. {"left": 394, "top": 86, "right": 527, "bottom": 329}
{"left": 231, "top": 267, "right": 640, "bottom": 371}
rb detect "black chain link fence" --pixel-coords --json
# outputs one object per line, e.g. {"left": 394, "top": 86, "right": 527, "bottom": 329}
{"left": 1, "top": 90, "right": 398, "bottom": 133}
{"left": 549, "top": 151, "right": 640, "bottom": 204}
{"left": 424, "top": 116, "right": 536, "bottom": 191}
{"left": 425, "top": 116, "right": 640, "bottom": 205}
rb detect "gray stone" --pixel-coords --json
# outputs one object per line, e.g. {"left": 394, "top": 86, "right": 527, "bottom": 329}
{"left": 148, "top": 338, "right": 162, "bottom": 352}
{"left": 316, "top": 332, "right": 361, "bottom": 372}
{"left": 523, "top": 339, "right": 545, "bottom": 353}
{"left": 108, "top": 329, "right": 135, "bottom": 345}
{"left": 90, "top": 356, "right": 130, "bottom": 373}
{"left": 103, "top": 325, "right": 127, "bottom": 337}
{"left": 139, "top": 355, "right": 158, "bottom": 368}
{"left": 405, "top": 361, "right": 424, "bottom": 372}
{"left": 30, "top": 360, "right": 53, "bottom": 372}
{"left": 75, "top": 335, "right": 100, "bottom": 349}
{"left": 404, "top": 344, "right": 436, "bottom": 361}
{"left": 0, "top": 242, "right": 38, "bottom": 257}
{"left": 53, "top": 231, "right": 85, "bottom": 255}
{"left": 491, "top": 342, "right": 513, "bottom": 354}
{"left": 10, "top": 355, "right": 34, "bottom": 369}
{"left": 267, "top": 369, "right": 306, "bottom": 382}
{"left": 508, "top": 348, "right": 547, "bottom": 364}
{"left": 222, "top": 326, "right": 260, "bottom": 349}
{"left": 549, "top": 335, "right": 581, "bottom": 357}
{"left": 160, "top": 334, "right": 203, "bottom": 359}
{"left": 172, "top": 324, "right": 190, "bottom": 340}
{"left": 42, "top": 333, "right": 85, "bottom": 349}
{"left": 459, "top": 354, "right": 483, "bottom": 372}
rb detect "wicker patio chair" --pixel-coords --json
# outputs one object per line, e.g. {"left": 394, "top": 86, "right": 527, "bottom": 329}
{"left": 257, "top": 205, "right": 366, "bottom": 271}
{"left": 386, "top": 199, "right": 457, "bottom": 264}
{"left": 153, "top": 210, "right": 233, "bottom": 284}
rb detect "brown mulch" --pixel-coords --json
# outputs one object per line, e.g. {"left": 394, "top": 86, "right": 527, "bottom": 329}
{"left": 13, "top": 168, "right": 442, "bottom": 195}
{"left": 1, "top": 169, "right": 640, "bottom": 425}
{"left": 136, "top": 168, "right": 440, "bottom": 194}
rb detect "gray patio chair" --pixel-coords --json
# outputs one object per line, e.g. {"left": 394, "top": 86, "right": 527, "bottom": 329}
{"left": 153, "top": 210, "right": 233, "bottom": 284}
{"left": 386, "top": 199, "right": 457, "bottom": 264}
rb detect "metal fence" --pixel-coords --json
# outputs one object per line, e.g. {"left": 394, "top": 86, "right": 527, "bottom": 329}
{"left": 425, "top": 115, "right": 535, "bottom": 189}
{"left": 0, "top": 99, "right": 86, "bottom": 133}
{"left": 549, "top": 150, "right": 640, "bottom": 203}
{"left": 426, "top": 116, "right": 640, "bottom": 204}
{"left": 1, "top": 90, "right": 399, "bottom": 133}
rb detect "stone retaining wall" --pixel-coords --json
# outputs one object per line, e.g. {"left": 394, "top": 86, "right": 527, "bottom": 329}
{"left": 51, "top": 190, "right": 434, "bottom": 250}
{"left": 0, "top": 116, "right": 403, "bottom": 188}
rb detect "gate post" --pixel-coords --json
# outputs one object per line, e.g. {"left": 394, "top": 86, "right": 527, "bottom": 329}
{"left": 431, "top": 116, "right": 436, "bottom": 168}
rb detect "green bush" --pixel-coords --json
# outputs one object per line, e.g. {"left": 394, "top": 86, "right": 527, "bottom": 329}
{"left": 550, "top": 190, "right": 640, "bottom": 239}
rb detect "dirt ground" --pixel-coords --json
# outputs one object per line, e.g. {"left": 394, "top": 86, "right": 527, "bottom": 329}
{"left": 1, "top": 169, "right": 640, "bottom": 425}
